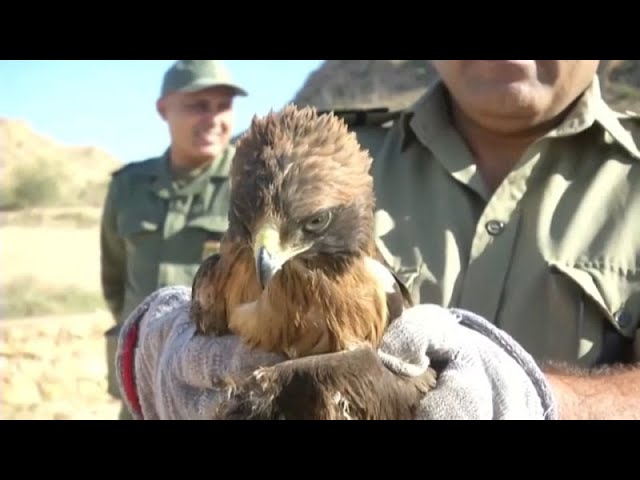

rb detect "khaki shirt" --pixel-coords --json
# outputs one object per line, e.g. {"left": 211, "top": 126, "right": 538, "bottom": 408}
{"left": 100, "top": 146, "right": 233, "bottom": 327}
{"left": 351, "top": 77, "right": 640, "bottom": 368}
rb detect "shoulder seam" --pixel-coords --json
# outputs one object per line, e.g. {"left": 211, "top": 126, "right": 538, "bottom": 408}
{"left": 318, "top": 107, "right": 403, "bottom": 128}
{"left": 111, "top": 157, "right": 161, "bottom": 177}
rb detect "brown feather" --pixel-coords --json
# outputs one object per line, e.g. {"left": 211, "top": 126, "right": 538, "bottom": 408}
{"left": 227, "top": 249, "right": 391, "bottom": 357}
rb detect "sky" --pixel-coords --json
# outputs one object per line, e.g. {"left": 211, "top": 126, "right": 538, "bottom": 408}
{"left": 0, "top": 60, "right": 325, "bottom": 163}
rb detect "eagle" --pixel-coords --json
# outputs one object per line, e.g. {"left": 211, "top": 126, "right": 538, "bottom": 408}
{"left": 190, "top": 104, "right": 436, "bottom": 420}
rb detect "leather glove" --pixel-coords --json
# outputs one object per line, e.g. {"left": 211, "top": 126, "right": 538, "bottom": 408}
{"left": 115, "top": 286, "right": 285, "bottom": 420}
{"left": 378, "top": 304, "right": 559, "bottom": 420}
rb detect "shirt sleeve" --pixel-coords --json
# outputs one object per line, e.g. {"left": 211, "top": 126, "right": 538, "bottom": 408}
{"left": 100, "top": 176, "right": 126, "bottom": 321}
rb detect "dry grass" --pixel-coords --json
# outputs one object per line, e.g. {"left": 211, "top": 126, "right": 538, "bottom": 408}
{"left": 1, "top": 218, "right": 102, "bottom": 293}
{"left": 1, "top": 219, "right": 105, "bottom": 318}
{"left": 0, "top": 206, "right": 102, "bottom": 228}
{"left": 1, "top": 277, "right": 106, "bottom": 318}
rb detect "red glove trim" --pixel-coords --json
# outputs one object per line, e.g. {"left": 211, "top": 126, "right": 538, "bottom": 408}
{"left": 120, "top": 323, "right": 143, "bottom": 418}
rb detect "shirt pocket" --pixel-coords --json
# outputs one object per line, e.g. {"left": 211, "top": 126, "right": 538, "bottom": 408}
{"left": 116, "top": 208, "right": 163, "bottom": 285}
{"left": 117, "top": 209, "right": 161, "bottom": 247}
{"left": 549, "top": 262, "right": 639, "bottom": 365}
{"left": 186, "top": 214, "right": 229, "bottom": 260}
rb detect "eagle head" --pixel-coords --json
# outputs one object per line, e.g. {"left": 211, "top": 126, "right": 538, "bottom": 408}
{"left": 229, "top": 104, "right": 376, "bottom": 289}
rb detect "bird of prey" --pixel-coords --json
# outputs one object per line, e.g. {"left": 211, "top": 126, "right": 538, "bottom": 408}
{"left": 190, "top": 104, "right": 436, "bottom": 419}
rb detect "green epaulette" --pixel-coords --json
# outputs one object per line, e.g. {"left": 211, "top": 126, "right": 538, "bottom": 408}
{"left": 318, "top": 107, "right": 403, "bottom": 128}
{"left": 110, "top": 157, "right": 160, "bottom": 177}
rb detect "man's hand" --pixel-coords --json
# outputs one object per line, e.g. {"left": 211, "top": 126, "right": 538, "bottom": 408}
{"left": 543, "top": 362, "right": 640, "bottom": 420}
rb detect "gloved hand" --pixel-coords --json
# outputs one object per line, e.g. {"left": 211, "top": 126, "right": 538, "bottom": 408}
{"left": 377, "top": 304, "right": 559, "bottom": 420}
{"left": 115, "top": 286, "right": 285, "bottom": 420}
{"left": 116, "top": 287, "right": 558, "bottom": 420}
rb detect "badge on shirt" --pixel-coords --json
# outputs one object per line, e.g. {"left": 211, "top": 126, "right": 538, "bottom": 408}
{"left": 202, "top": 239, "right": 221, "bottom": 260}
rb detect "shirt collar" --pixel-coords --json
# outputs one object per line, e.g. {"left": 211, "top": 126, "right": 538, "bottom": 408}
{"left": 149, "top": 145, "right": 233, "bottom": 198}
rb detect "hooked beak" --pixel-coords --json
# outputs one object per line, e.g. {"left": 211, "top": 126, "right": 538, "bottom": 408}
{"left": 255, "top": 246, "right": 282, "bottom": 290}
{"left": 253, "top": 224, "right": 310, "bottom": 289}
{"left": 254, "top": 224, "right": 288, "bottom": 289}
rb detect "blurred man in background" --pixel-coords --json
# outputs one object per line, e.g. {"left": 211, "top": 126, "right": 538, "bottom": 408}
{"left": 100, "top": 60, "right": 247, "bottom": 419}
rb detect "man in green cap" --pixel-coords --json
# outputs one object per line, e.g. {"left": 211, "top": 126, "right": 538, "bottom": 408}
{"left": 100, "top": 60, "right": 248, "bottom": 419}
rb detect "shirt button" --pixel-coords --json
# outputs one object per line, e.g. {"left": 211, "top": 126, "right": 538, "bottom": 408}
{"left": 486, "top": 220, "right": 505, "bottom": 236}
{"left": 616, "top": 310, "right": 632, "bottom": 329}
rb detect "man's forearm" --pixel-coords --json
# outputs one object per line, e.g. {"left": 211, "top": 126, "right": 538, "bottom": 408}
{"left": 543, "top": 363, "right": 640, "bottom": 419}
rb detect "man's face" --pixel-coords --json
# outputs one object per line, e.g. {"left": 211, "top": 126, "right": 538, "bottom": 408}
{"left": 431, "top": 60, "right": 600, "bottom": 132}
{"left": 157, "top": 86, "right": 235, "bottom": 166}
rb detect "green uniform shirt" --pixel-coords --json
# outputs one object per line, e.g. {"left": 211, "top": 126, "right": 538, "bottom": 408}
{"left": 101, "top": 145, "right": 233, "bottom": 402}
{"left": 100, "top": 145, "right": 233, "bottom": 326}
{"left": 351, "top": 77, "right": 640, "bottom": 368}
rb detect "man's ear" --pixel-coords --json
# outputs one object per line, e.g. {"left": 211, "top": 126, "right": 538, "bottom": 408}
{"left": 156, "top": 97, "right": 168, "bottom": 121}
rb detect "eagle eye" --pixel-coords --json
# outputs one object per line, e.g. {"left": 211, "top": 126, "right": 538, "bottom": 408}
{"left": 302, "top": 211, "right": 332, "bottom": 234}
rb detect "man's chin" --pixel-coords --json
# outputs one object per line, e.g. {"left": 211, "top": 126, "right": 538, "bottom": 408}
{"left": 193, "top": 145, "right": 223, "bottom": 159}
{"left": 466, "top": 83, "right": 549, "bottom": 120}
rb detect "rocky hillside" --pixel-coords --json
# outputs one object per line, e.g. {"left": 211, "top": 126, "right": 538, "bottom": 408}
{"left": 0, "top": 118, "right": 122, "bottom": 210}
{"left": 292, "top": 60, "right": 640, "bottom": 113}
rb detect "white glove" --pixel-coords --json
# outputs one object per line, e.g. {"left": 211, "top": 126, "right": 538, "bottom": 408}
{"left": 378, "top": 304, "right": 559, "bottom": 420}
{"left": 115, "top": 286, "right": 285, "bottom": 420}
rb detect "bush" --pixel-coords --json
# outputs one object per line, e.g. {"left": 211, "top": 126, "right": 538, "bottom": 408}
{"left": 4, "top": 161, "right": 64, "bottom": 209}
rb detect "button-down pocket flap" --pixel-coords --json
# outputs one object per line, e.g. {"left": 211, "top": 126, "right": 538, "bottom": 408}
{"left": 117, "top": 211, "right": 160, "bottom": 236}
{"left": 550, "top": 262, "right": 623, "bottom": 333}
{"left": 187, "top": 214, "right": 228, "bottom": 234}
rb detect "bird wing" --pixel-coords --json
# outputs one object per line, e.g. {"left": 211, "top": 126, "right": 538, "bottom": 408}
{"left": 365, "top": 250, "right": 414, "bottom": 325}
{"left": 191, "top": 252, "right": 222, "bottom": 301}
{"left": 190, "top": 252, "right": 224, "bottom": 333}
{"left": 372, "top": 246, "right": 414, "bottom": 306}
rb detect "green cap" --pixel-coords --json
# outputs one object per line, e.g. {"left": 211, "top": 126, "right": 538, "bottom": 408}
{"left": 160, "top": 60, "right": 248, "bottom": 98}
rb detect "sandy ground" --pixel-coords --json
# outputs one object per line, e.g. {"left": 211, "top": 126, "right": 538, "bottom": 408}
{"left": 1, "top": 310, "right": 121, "bottom": 420}
{"left": 1, "top": 224, "right": 101, "bottom": 290}
{"left": 1, "top": 213, "right": 121, "bottom": 420}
